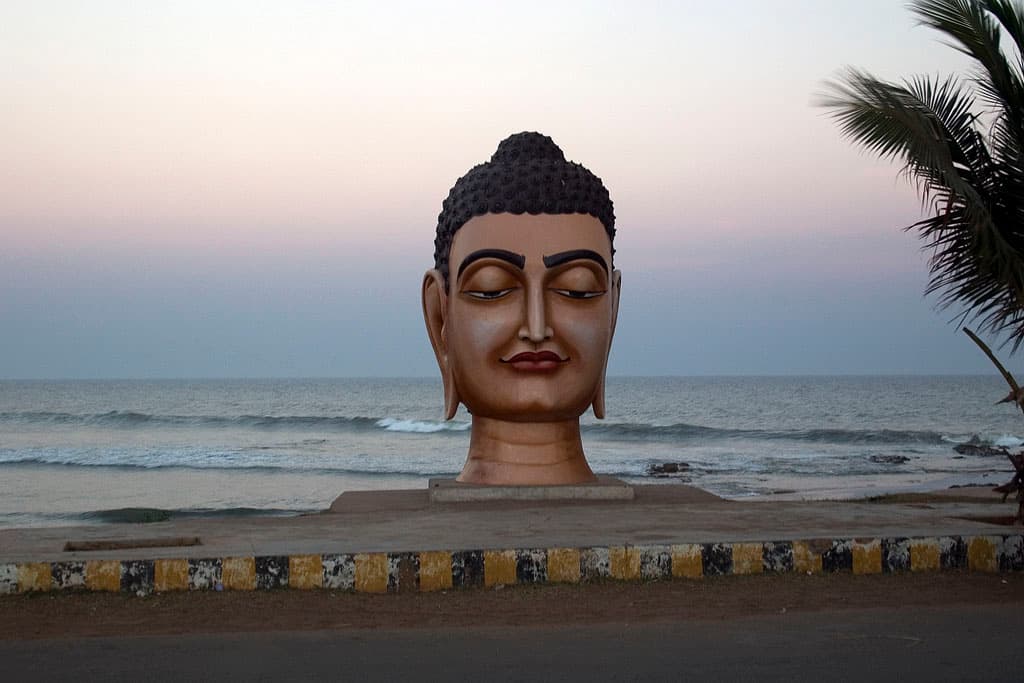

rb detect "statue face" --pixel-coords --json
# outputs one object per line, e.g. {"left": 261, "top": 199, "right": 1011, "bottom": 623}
{"left": 424, "top": 212, "right": 620, "bottom": 422}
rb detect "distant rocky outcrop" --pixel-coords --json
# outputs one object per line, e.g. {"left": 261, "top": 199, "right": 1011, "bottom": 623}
{"left": 647, "top": 462, "right": 690, "bottom": 477}
{"left": 869, "top": 455, "right": 911, "bottom": 465}
{"left": 953, "top": 443, "right": 1010, "bottom": 457}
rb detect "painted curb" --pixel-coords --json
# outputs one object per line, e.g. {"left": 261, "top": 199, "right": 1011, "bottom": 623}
{"left": 1, "top": 533, "right": 1021, "bottom": 596}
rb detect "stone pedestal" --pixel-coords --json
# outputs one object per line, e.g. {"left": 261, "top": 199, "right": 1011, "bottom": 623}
{"left": 427, "top": 476, "right": 635, "bottom": 503}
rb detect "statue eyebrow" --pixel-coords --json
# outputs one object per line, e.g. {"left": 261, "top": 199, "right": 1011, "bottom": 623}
{"left": 542, "top": 249, "right": 608, "bottom": 273}
{"left": 457, "top": 249, "right": 526, "bottom": 280}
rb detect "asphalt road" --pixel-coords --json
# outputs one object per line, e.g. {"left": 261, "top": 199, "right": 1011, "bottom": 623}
{"left": 3, "top": 604, "right": 1020, "bottom": 682}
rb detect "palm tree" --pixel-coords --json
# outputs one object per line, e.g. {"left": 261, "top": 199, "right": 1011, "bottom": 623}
{"left": 822, "top": 0, "right": 1024, "bottom": 520}
{"left": 820, "top": 0, "right": 1024, "bottom": 353}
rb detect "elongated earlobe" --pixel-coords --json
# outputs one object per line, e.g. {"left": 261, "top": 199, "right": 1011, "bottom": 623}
{"left": 422, "top": 270, "right": 461, "bottom": 420}
{"left": 442, "top": 364, "right": 459, "bottom": 420}
{"left": 592, "top": 376, "right": 607, "bottom": 419}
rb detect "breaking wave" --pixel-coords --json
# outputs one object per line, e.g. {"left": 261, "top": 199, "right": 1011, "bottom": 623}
{"left": 0, "top": 455, "right": 457, "bottom": 477}
{"left": 376, "top": 418, "right": 470, "bottom": 433}
{"left": 2, "top": 410, "right": 1004, "bottom": 446}
{"left": 994, "top": 434, "right": 1024, "bottom": 448}
{"left": 0, "top": 410, "right": 471, "bottom": 433}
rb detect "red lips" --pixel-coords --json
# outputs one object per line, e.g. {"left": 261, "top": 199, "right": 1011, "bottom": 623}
{"left": 501, "top": 350, "right": 568, "bottom": 371}
{"left": 505, "top": 351, "right": 564, "bottom": 363}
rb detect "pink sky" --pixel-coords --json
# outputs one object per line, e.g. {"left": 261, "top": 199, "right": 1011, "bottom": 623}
{"left": 1, "top": 1, "right": 1009, "bottom": 378}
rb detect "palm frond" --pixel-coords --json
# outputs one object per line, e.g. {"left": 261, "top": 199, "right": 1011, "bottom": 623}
{"left": 983, "top": 0, "right": 1024, "bottom": 65}
{"left": 819, "top": 1, "right": 1024, "bottom": 352}
{"left": 819, "top": 69, "right": 992, "bottom": 223}
{"left": 914, "top": 1, "right": 1024, "bottom": 156}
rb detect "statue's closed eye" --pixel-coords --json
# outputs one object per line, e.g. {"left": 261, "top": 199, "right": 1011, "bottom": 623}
{"left": 552, "top": 289, "right": 605, "bottom": 299}
{"left": 465, "top": 288, "right": 516, "bottom": 300}
{"left": 548, "top": 265, "right": 606, "bottom": 300}
{"left": 460, "top": 265, "right": 519, "bottom": 301}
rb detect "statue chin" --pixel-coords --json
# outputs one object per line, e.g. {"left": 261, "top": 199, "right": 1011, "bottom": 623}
{"left": 452, "top": 390, "right": 602, "bottom": 485}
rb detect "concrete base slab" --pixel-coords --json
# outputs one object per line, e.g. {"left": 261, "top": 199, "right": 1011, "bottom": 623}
{"left": 327, "top": 484, "right": 724, "bottom": 514}
{"left": 632, "top": 485, "right": 727, "bottom": 504}
{"left": 329, "top": 490, "right": 430, "bottom": 514}
{"left": 427, "top": 476, "right": 635, "bottom": 503}
{"left": 3, "top": 485, "right": 1022, "bottom": 597}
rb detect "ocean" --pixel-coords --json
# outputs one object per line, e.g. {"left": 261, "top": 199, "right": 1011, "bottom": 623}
{"left": 1, "top": 376, "right": 1021, "bottom": 528}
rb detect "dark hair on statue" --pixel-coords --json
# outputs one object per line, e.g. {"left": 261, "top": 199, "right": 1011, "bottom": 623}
{"left": 433, "top": 132, "right": 616, "bottom": 285}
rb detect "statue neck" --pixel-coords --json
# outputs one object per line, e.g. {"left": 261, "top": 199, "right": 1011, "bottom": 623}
{"left": 456, "top": 416, "right": 597, "bottom": 485}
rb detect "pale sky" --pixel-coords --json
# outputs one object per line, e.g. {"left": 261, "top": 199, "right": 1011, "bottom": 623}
{"left": 1, "top": 1, "right": 1015, "bottom": 378}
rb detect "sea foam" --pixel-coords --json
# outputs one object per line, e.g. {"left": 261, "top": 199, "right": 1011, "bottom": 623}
{"left": 376, "top": 417, "right": 470, "bottom": 433}
{"left": 994, "top": 434, "right": 1024, "bottom": 448}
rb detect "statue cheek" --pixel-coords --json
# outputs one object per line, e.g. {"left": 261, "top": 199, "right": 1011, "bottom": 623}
{"left": 449, "top": 299, "right": 519, "bottom": 353}
{"left": 556, "top": 307, "right": 614, "bottom": 357}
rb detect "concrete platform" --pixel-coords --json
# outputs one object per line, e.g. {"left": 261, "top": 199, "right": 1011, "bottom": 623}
{"left": 1, "top": 485, "right": 1021, "bottom": 595}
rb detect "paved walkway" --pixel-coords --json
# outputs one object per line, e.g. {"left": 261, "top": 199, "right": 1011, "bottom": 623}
{"left": 4, "top": 605, "right": 1021, "bottom": 680}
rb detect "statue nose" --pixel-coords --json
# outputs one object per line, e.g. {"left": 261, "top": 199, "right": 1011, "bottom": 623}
{"left": 519, "top": 284, "right": 553, "bottom": 343}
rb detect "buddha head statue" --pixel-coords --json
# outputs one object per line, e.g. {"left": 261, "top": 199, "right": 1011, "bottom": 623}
{"left": 422, "top": 132, "right": 620, "bottom": 485}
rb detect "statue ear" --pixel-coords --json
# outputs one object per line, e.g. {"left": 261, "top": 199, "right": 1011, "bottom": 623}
{"left": 422, "top": 269, "right": 460, "bottom": 420}
{"left": 592, "top": 270, "right": 621, "bottom": 419}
